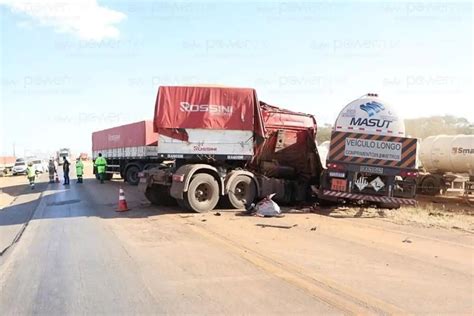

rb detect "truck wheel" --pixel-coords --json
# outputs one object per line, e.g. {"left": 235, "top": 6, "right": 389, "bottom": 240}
{"left": 125, "top": 166, "right": 140, "bottom": 185}
{"left": 185, "top": 174, "right": 219, "bottom": 213}
{"left": 145, "top": 184, "right": 175, "bottom": 206}
{"left": 225, "top": 175, "right": 256, "bottom": 209}
{"left": 145, "top": 186, "right": 161, "bottom": 205}
{"left": 421, "top": 175, "right": 440, "bottom": 196}
{"left": 176, "top": 198, "right": 191, "bottom": 211}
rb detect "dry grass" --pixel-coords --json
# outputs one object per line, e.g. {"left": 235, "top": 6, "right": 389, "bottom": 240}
{"left": 326, "top": 203, "right": 474, "bottom": 233}
{"left": 387, "top": 205, "right": 474, "bottom": 232}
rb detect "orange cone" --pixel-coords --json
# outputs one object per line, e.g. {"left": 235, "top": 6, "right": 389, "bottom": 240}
{"left": 116, "top": 187, "right": 129, "bottom": 212}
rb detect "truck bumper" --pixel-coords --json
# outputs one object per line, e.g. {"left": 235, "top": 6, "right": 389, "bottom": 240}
{"left": 319, "top": 189, "right": 417, "bottom": 206}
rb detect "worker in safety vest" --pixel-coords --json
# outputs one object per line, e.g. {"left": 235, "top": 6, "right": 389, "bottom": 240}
{"left": 94, "top": 153, "right": 107, "bottom": 184}
{"left": 76, "top": 158, "right": 84, "bottom": 183}
{"left": 48, "top": 158, "right": 56, "bottom": 183}
{"left": 26, "top": 162, "right": 36, "bottom": 190}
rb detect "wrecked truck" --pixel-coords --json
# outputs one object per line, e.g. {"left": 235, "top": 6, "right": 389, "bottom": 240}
{"left": 140, "top": 86, "right": 324, "bottom": 213}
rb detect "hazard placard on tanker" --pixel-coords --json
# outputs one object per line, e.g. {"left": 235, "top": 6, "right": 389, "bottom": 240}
{"left": 328, "top": 131, "right": 418, "bottom": 169}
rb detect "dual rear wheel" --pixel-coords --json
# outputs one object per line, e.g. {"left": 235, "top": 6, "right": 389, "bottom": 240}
{"left": 178, "top": 174, "right": 257, "bottom": 213}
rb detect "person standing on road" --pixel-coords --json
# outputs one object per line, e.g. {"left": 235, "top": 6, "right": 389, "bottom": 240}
{"left": 63, "top": 157, "right": 70, "bottom": 185}
{"left": 94, "top": 153, "right": 107, "bottom": 184}
{"left": 26, "top": 162, "right": 36, "bottom": 190}
{"left": 75, "top": 158, "right": 84, "bottom": 184}
{"left": 48, "top": 158, "right": 56, "bottom": 183}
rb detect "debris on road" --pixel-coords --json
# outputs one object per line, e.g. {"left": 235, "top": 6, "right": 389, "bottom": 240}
{"left": 255, "top": 194, "right": 281, "bottom": 217}
{"left": 214, "top": 212, "right": 221, "bottom": 216}
{"left": 310, "top": 226, "right": 317, "bottom": 231}
{"left": 256, "top": 223, "right": 297, "bottom": 229}
{"left": 402, "top": 238, "right": 412, "bottom": 243}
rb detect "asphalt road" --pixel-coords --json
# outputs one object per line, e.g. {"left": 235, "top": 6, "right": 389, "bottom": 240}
{"left": 0, "top": 171, "right": 473, "bottom": 315}
{"left": 0, "top": 175, "right": 339, "bottom": 315}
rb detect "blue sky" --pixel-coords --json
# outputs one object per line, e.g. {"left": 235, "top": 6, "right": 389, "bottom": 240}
{"left": 1, "top": 0, "right": 472, "bottom": 157}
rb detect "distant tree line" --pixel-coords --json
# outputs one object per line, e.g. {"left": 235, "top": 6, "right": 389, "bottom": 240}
{"left": 404, "top": 116, "right": 472, "bottom": 139}
{"left": 316, "top": 116, "right": 473, "bottom": 143}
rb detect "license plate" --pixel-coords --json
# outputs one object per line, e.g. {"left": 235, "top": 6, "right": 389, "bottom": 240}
{"left": 329, "top": 172, "right": 345, "bottom": 178}
{"left": 360, "top": 166, "right": 384, "bottom": 174}
{"left": 331, "top": 179, "right": 347, "bottom": 192}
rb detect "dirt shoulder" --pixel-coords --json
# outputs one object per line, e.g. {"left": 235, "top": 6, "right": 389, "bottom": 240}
{"left": 94, "top": 179, "right": 473, "bottom": 314}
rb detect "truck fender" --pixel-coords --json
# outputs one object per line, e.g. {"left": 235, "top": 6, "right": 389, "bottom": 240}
{"left": 224, "top": 170, "right": 259, "bottom": 196}
{"left": 170, "top": 164, "right": 224, "bottom": 200}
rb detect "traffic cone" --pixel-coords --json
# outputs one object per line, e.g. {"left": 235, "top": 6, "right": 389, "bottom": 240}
{"left": 116, "top": 187, "right": 129, "bottom": 212}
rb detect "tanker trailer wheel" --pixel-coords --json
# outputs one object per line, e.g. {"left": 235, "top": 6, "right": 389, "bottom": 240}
{"left": 225, "top": 175, "right": 257, "bottom": 209}
{"left": 421, "top": 175, "right": 440, "bottom": 196}
{"left": 185, "top": 173, "right": 219, "bottom": 213}
{"left": 125, "top": 166, "right": 140, "bottom": 185}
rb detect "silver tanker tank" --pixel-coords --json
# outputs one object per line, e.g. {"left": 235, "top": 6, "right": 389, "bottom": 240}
{"left": 417, "top": 134, "right": 474, "bottom": 195}
{"left": 420, "top": 135, "right": 474, "bottom": 175}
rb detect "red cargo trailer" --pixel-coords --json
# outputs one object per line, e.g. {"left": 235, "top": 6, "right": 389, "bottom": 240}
{"left": 92, "top": 121, "right": 161, "bottom": 185}
{"left": 141, "top": 86, "right": 323, "bottom": 212}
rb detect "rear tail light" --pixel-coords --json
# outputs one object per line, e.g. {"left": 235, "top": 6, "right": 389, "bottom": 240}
{"left": 327, "top": 163, "right": 345, "bottom": 171}
{"left": 172, "top": 174, "right": 185, "bottom": 182}
{"left": 400, "top": 170, "right": 418, "bottom": 178}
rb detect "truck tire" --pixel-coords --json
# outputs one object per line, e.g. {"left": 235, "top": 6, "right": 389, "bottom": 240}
{"left": 125, "top": 166, "right": 140, "bottom": 185}
{"left": 145, "top": 186, "right": 161, "bottom": 205}
{"left": 421, "top": 175, "right": 440, "bottom": 196}
{"left": 184, "top": 173, "right": 219, "bottom": 213}
{"left": 176, "top": 198, "right": 191, "bottom": 211}
{"left": 145, "top": 184, "right": 175, "bottom": 206}
{"left": 225, "top": 175, "right": 257, "bottom": 209}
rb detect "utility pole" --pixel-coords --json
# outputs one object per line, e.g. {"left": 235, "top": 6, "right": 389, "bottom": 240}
{"left": 13, "top": 143, "right": 15, "bottom": 157}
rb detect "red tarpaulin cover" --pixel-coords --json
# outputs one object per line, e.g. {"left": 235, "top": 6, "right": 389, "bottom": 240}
{"left": 260, "top": 102, "right": 317, "bottom": 131}
{"left": 92, "top": 121, "right": 157, "bottom": 151}
{"left": 154, "top": 86, "right": 262, "bottom": 132}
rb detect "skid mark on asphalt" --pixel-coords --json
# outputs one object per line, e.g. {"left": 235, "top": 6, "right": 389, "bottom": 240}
{"left": 46, "top": 199, "right": 81, "bottom": 206}
{"left": 184, "top": 219, "right": 406, "bottom": 316}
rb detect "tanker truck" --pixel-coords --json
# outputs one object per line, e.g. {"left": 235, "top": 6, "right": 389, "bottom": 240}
{"left": 140, "top": 86, "right": 323, "bottom": 213}
{"left": 417, "top": 135, "right": 474, "bottom": 196}
{"left": 317, "top": 94, "right": 419, "bottom": 209}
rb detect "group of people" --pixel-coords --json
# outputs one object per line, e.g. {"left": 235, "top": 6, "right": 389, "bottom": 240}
{"left": 26, "top": 153, "right": 108, "bottom": 189}
{"left": 53, "top": 157, "right": 84, "bottom": 185}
